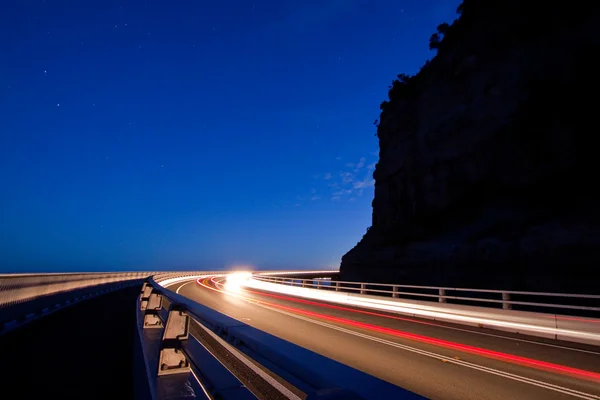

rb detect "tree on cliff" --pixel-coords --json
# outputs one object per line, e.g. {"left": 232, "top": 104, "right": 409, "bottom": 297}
{"left": 429, "top": 23, "right": 450, "bottom": 50}
{"left": 437, "top": 22, "right": 450, "bottom": 34}
{"left": 381, "top": 4, "right": 459, "bottom": 111}
{"left": 429, "top": 33, "right": 441, "bottom": 50}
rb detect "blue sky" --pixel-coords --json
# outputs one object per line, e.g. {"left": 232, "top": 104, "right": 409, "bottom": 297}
{"left": 0, "top": 0, "right": 460, "bottom": 272}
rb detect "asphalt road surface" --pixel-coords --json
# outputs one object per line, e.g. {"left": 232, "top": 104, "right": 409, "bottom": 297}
{"left": 168, "top": 277, "right": 600, "bottom": 400}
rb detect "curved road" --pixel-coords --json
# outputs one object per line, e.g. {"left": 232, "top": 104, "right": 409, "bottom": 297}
{"left": 167, "top": 276, "right": 600, "bottom": 400}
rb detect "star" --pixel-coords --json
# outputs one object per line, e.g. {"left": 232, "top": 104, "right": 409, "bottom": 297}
{"left": 56, "top": 103, "right": 60, "bottom": 107}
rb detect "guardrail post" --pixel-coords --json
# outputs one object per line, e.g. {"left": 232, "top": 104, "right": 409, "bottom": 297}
{"left": 140, "top": 282, "right": 153, "bottom": 310}
{"left": 392, "top": 286, "right": 399, "bottom": 298}
{"left": 302, "top": 280, "right": 307, "bottom": 288}
{"left": 360, "top": 283, "right": 366, "bottom": 294}
{"left": 502, "top": 292, "right": 512, "bottom": 310}
{"left": 317, "top": 280, "right": 321, "bottom": 289}
{"left": 335, "top": 282, "right": 340, "bottom": 292}
{"left": 439, "top": 289, "right": 446, "bottom": 303}
{"left": 142, "top": 291, "right": 163, "bottom": 328}
{"left": 158, "top": 305, "right": 191, "bottom": 375}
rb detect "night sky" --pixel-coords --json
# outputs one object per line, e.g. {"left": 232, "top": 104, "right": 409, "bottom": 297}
{"left": 1, "top": 0, "right": 460, "bottom": 272}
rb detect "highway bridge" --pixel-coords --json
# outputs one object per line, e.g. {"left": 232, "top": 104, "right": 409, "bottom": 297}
{"left": 0, "top": 270, "right": 598, "bottom": 400}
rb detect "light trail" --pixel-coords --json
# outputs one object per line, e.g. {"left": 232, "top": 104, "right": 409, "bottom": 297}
{"left": 241, "top": 277, "right": 600, "bottom": 345}
{"left": 196, "top": 276, "right": 600, "bottom": 384}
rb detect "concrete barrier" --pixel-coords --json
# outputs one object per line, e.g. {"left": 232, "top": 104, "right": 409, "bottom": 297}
{"left": 0, "top": 272, "right": 154, "bottom": 308}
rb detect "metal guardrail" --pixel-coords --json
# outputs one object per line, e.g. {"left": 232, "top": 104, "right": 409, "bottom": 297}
{"left": 137, "top": 273, "right": 424, "bottom": 400}
{"left": 253, "top": 275, "right": 600, "bottom": 313}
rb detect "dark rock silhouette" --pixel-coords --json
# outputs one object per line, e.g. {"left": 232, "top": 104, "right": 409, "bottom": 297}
{"left": 340, "top": 0, "right": 600, "bottom": 293}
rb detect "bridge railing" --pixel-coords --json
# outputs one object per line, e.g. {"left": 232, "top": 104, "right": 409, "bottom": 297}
{"left": 252, "top": 275, "right": 600, "bottom": 313}
{"left": 0, "top": 271, "right": 154, "bottom": 308}
{"left": 247, "top": 274, "right": 600, "bottom": 346}
{"left": 136, "top": 273, "right": 423, "bottom": 400}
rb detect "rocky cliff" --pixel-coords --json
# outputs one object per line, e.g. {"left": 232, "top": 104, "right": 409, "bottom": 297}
{"left": 340, "top": 0, "right": 600, "bottom": 293}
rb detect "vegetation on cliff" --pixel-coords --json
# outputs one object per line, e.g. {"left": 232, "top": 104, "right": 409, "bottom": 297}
{"left": 379, "top": 0, "right": 597, "bottom": 115}
{"left": 343, "top": 0, "right": 600, "bottom": 292}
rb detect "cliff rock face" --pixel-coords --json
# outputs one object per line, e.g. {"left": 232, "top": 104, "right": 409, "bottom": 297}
{"left": 340, "top": 1, "right": 600, "bottom": 293}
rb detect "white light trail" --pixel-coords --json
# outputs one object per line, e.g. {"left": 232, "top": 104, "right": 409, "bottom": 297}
{"left": 223, "top": 271, "right": 253, "bottom": 294}
{"left": 159, "top": 275, "right": 222, "bottom": 288}
{"left": 242, "top": 278, "right": 600, "bottom": 346}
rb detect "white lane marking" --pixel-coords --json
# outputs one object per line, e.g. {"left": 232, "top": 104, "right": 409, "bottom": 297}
{"left": 192, "top": 277, "right": 600, "bottom": 398}
{"left": 247, "top": 301, "right": 600, "bottom": 400}
{"left": 411, "top": 320, "right": 600, "bottom": 356}
{"left": 190, "top": 368, "right": 214, "bottom": 400}
{"left": 192, "top": 276, "right": 600, "bottom": 357}
{"left": 295, "top": 301, "right": 600, "bottom": 355}
{"left": 192, "top": 321, "right": 302, "bottom": 400}
{"left": 176, "top": 280, "right": 195, "bottom": 294}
